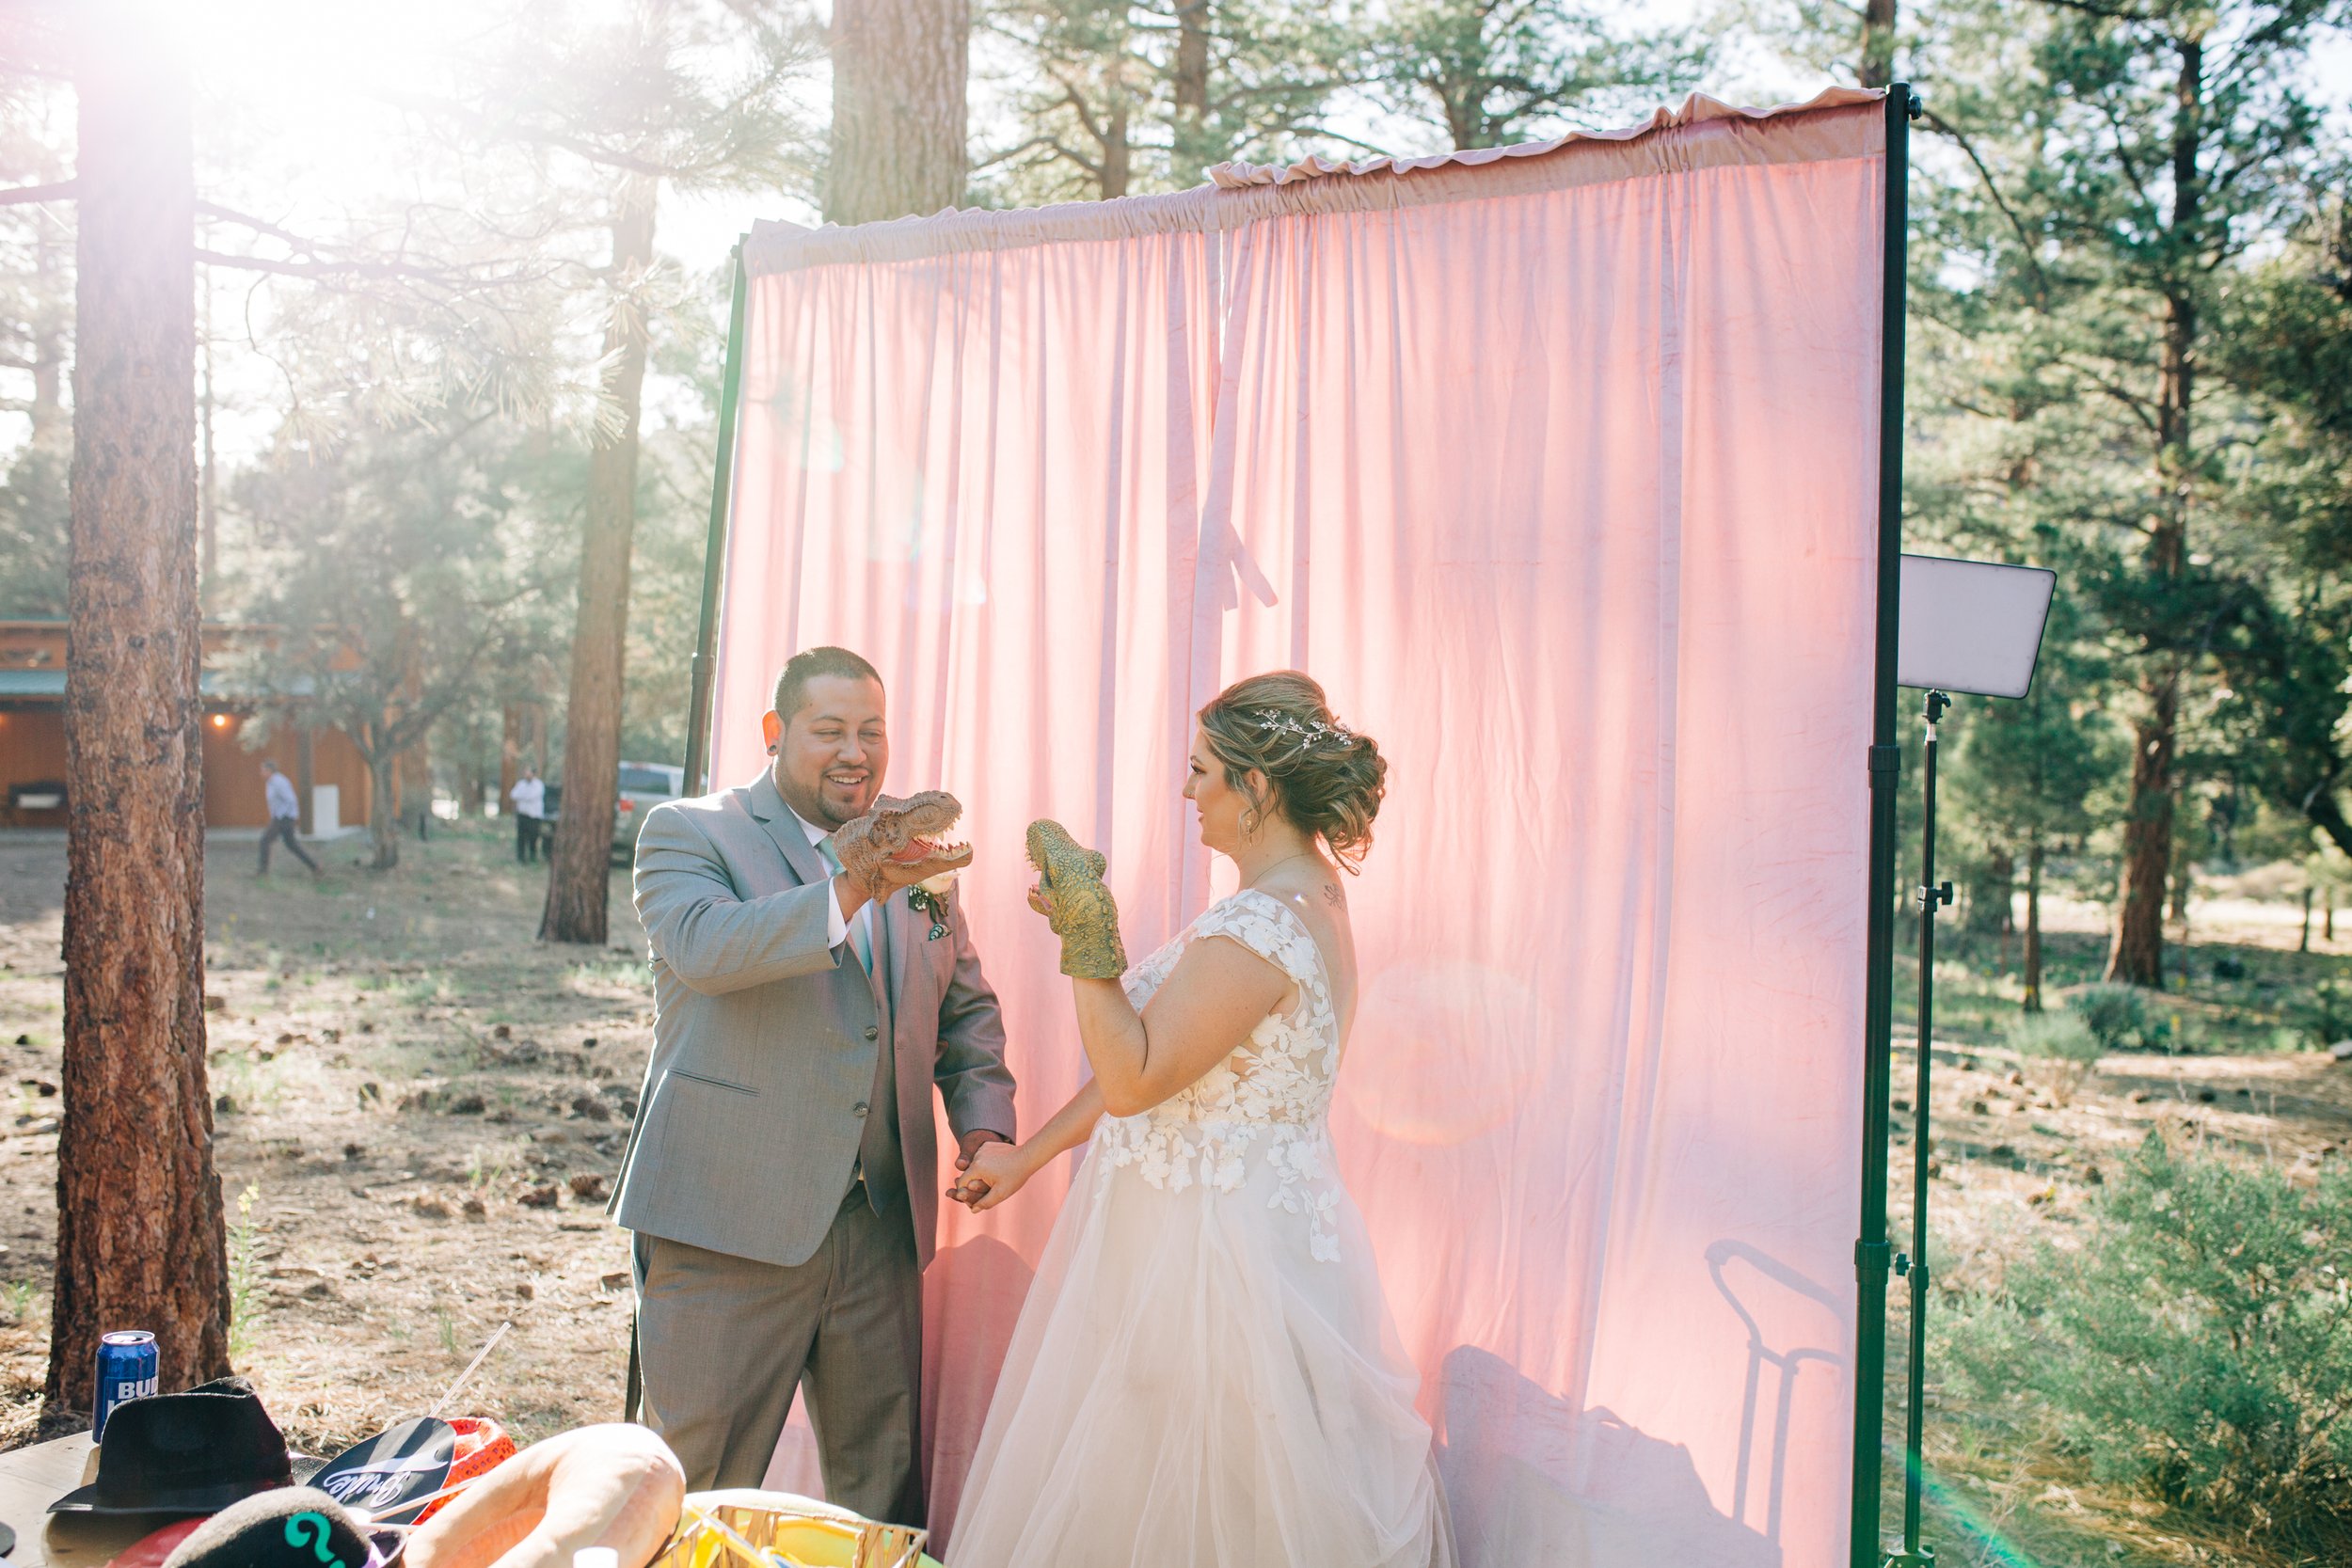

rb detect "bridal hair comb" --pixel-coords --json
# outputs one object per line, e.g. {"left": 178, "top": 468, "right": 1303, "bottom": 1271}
{"left": 1254, "top": 708, "right": 1353, "bottom": 748}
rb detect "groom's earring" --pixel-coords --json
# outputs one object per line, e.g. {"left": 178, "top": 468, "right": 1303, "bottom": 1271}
{"left": 766, "top": 744, "right": 778, "bottom": 755}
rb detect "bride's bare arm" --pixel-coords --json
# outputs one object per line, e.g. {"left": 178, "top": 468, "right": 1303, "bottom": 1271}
{"left": 959, "top": 937, "right": 1285, "bottom": 1207}
{"left": 1025, "top": 871, "right": 1288, "bottom": 1120}
{"left": 1070, "top": 938, "right": 1288, "bottom": 1117}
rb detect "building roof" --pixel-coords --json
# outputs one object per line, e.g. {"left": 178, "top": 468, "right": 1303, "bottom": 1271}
{"left": 0, "top": 671, "right": 314, "bottom": 699}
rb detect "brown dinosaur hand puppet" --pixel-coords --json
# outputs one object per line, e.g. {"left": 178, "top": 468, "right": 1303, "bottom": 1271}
{"left": 832, "top": 792, "right": 972, "bottom": 902}
{"left": 1026, "top": 819, "right": 1127, "bottom": 979}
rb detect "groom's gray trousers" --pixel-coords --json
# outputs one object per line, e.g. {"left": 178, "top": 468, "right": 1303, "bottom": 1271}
{"left": 613, "top": 775, "right": 1015, "bottom": 1523}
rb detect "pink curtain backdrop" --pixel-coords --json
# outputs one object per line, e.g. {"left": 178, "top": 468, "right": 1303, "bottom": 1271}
{"left": 707, "top": 89, "right": 1888, "bottom": 1567}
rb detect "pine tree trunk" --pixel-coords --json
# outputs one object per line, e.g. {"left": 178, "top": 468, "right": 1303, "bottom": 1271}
{"left": 541, "top": 175, "right": 657, "bottom": 945}
{"left": 1171, "top": 0, "right": 1211, "bottom": 178}
{"left": 825, "top": 0, "right": 967, "bottom": 223}
{"left": 2107, "top": 38, "right": 2202, "bottom": 989}
{"left": 1859, "top": 0, "right": 1898, "bottom": 89}
{"left": 1968, "top": 848, "right": 2013, "bottom": 939}
{"left": 2106, "top": 674, "right": 2175, "bottom": 987}
{"left": 295, "top": 726, "right": 314, "bottom": 837}
{"left": 1100, "top": 101, "right": 1132, "bottom": 199}
{"left": 500, "top": 702, "right": 525, "bottom": 814}
{"left": 2023, "top": 842, "right": 2044, "bottom": 1012}
{"left": 368, "top": 748, "right": 401, "bottom": 871}
{"left": 51, "top": 3, "right": 230, "bottom": 1408}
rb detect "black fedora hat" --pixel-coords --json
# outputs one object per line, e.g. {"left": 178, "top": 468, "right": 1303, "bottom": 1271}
{"left": 51, "top": 1376, "right": 295, "bottom": 1515}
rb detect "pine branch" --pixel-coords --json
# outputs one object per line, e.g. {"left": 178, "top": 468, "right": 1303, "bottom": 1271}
{"left": 1921, "top": 109, "right": 2053, "bottom": 303}
{"left": 0, "top": 180, "right": 77, "bottom": 207}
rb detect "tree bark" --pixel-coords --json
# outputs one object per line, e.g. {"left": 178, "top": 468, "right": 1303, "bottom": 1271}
{"left": 51, "top": 2, "right": 230, "bottom": 1408}
{"left": 825, "top": 0, "right": 968, "bottom": 222}
{"left": 2023, "top": 842, "right": 2044, "bottom": 1012}
{"left": 2107, "top": 37, "right": 2202, "bottom": 989}
{"left": 1859, "top": 0, "right": 1898, "bottom": 89}
{"left": 1171, "top": 0, "right": 1211, "bottom": 178}
{"left": 1968, "top": 848, "right": 2013, "bottom": 939}
{"left": 295, "top": 725, "right": 315, "bottom": 837}
{"left": 2106, "top": 673, "right": 2175, "bottom": 986}
{"left": 541, "top": 174, "right": 657, "bottom": 944}
{"left": 367, "top": 745, "right": 401, "bottom": 871}
{"left": 1100, "top": 100, "right": 1132, "bottom": 199}
{"left": 2301, "top": 886, "right": 2312, "bottom": 953}
{"left": 500, "top": 704, "right": 521, "bottom": 814}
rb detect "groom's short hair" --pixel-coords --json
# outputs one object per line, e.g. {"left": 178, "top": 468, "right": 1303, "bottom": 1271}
{"left": 773, "top": 646, "right": 882, "bottom": 724}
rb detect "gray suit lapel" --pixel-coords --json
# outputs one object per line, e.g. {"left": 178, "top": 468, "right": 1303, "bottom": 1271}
{"left": 745, "top": 771, "right": 832, "bottom": 888}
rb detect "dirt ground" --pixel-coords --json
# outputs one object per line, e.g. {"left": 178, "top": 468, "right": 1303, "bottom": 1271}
{"left": 0, "top": 821, "right": 2347, "bottom": 1563}
{"left": 0, "top": 818, "right": 654, "bottom": 1458}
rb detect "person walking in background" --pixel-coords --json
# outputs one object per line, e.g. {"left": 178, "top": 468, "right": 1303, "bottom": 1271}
{"left": 257, "top": 759, "right": 319, "bottom": 876}
{"left": 512, "top": 764, "right": 546, "bottom": 863}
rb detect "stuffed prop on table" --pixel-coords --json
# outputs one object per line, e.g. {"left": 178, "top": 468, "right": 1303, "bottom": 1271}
{"left": 403, "top": 1424, "right": 684, "bottom": 1568}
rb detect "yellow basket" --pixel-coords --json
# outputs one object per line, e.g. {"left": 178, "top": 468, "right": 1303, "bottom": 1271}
{"left": 648, "top": 1489, "right": 943, "bottom": 1568}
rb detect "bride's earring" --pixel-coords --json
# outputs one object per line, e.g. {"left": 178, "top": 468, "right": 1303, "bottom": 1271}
{"left": 1240, "top": 806, "right": 1262, "bottom": 839}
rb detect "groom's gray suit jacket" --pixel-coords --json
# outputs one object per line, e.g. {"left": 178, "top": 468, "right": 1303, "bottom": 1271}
{"left": 612, "top": 771, "right": 1015, "bottom": 1270}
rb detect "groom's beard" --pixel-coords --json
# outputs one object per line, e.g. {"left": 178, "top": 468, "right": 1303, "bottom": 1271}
{"left": 774, "top": 758, "right": 881, "bottom": 829}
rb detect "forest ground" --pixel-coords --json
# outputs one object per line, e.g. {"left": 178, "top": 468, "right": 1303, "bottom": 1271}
{"left": 0, "top": 821, "right": 2345, "bottom": 1565}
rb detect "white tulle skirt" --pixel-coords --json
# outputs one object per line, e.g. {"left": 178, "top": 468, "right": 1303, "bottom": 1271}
{"left": 947, "top": 1117, "right": 1455, "bottom": 1568}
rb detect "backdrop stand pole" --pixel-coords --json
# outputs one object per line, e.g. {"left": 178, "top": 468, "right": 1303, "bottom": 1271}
{"left": 1851, "top": 81, "right": 1920, "bottom": 1568}
{"left": 1885, "top": 689, "right": 1951, "bottom": 1568}
{"left": 629, "top": 241, "right": 748, "bottom": 1419}
{"left": 682, "top": 243, "right": 752, "bottom": 800}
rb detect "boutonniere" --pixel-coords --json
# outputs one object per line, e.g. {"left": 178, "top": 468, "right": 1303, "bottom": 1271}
{"left": 907, "top": 870, "right": 959, "bottom": 941}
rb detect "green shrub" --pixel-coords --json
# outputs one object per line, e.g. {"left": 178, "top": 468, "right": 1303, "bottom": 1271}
{"left": 2008, "top": 1010, "right": 2100, "bottom": 1064}
{"left": 2284, "top": 975, "right": 2352, "bottom": 1051}
{"left": 2008, "top": 1010, "right": 2102, "bottom": 1103}
{"left": 1942, "top": 1132, "right": 2352, "bottom": 1552}
{"left": 2072, "top": 982, "right": 2171, "bottom": 1052}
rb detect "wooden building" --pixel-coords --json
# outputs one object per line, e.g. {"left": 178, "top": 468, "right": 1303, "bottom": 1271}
{"left": 0, "top": 621, "right": 373, "bottom": 832}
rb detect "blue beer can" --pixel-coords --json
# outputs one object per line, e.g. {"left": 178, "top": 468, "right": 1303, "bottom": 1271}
{"left": 93, "top": 1330, "right": 159, "bottom": 1441}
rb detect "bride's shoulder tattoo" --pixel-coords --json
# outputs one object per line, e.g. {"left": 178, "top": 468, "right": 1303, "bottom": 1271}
{"left": 1322, "top": 882, "right": 1342, "bottom": 906}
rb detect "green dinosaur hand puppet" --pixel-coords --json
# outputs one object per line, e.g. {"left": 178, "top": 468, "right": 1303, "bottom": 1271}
{"left": 1025, "top": 819, "right": 1127, "bottom": 979}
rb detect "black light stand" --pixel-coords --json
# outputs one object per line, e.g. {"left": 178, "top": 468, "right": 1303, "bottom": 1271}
{"left": 1883, "top": 688, "right": 1951, "bottom": 1568}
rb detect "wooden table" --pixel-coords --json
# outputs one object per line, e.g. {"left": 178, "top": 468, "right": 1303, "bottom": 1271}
{"left": 0, "top": 1433, "right": 178, "bottom": 1568}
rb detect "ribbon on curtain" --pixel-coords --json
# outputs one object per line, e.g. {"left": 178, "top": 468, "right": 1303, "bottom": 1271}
{"left": 708, "top": 87, "right": 1888, "bottom": 1568}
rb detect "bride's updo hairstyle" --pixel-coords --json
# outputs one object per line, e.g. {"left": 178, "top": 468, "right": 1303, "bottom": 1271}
{"left": 1198, "top": 672, "right": 1386, "bottom": 870}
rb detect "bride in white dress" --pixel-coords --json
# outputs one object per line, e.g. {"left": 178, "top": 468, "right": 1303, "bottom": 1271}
{"left": 946, "top": 672, "right": 1455, "bottom": 1568}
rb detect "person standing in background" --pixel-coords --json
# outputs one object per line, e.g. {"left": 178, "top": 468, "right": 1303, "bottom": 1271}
{"left": 512, "top": 765, "right": 546, "bottom": 864}
{"left": 257, "top": 759, "right": 319, "bottom": 876}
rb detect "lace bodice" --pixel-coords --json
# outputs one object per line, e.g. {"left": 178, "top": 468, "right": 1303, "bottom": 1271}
{"left": 1122, "top": 888, "right": 1340, "bottom": 1125}
{"left": 1090, "top": 888, "right": 1348, "bottom": 1259}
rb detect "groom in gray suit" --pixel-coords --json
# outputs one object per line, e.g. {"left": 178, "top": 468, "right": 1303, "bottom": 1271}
{"left": 615, "top": 645, "right": 1016, "bottom": 1521}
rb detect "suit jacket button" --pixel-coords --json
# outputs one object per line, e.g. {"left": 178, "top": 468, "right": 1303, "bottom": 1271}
{"left": 852, "top": 1101, "right": 869, "bottom": 1117}
{"left": 864, "top": 1025, "right": 880, "bottom": 1040}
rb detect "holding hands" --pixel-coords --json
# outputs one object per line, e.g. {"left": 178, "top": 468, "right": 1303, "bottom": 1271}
{"left": 950, "top": 1137, "right": 1040, "bottom": 1212}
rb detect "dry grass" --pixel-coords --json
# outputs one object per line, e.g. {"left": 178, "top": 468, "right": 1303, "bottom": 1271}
{"left": 3, "top": 826, "right": 2349, "bottom": 1562}
{"left": 1877, "top": 895, "right": 2352, "bottom": 1567}
{"left": 0, "top": 818, "right": 652, "bottom": 1456}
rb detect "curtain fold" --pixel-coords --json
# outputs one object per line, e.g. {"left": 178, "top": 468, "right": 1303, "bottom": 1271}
{"left": 707, "top": 93, "right": 1886, "bottom": 1568}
